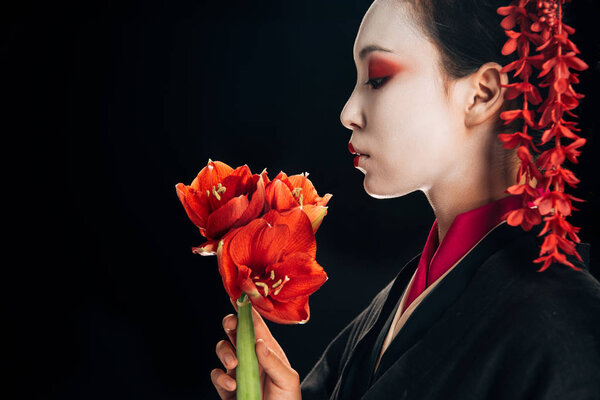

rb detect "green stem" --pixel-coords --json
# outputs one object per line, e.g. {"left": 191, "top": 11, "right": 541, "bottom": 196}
{"left": 236, "top": 293, "right": 261, "bottom": 400}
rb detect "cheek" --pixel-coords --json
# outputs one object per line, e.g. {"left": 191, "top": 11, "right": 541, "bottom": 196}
{"left": 368, "top": 83, "right": 458, "bottom": 179}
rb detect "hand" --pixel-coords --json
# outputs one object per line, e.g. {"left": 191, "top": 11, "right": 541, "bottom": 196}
{"left": 210, "top": 306, "right": 302, "bottom": 400}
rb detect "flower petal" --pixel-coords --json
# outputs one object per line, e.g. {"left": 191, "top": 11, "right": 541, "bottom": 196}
{"left": 265, "top": 179, "right": 298, "bottom": 210}
{"left": 192, "top": 160, "right": 234, "bottom": 192}
{"left": 301, "top": 204, "right": 329, "bottom": 233}
{"left": 233, "top": 174, "right": 267, "bottom": 228}
{"left": 251, "top": 223, "right": 290, "bottom": 269}
{"left": 262, "top": 208, "right": 316, "bottom": 258}
{"left": 238, "top": 265, "right": 275, "bottom": 312}
{"left": 229, "top": 219, "right": 270, "bottom": 267}
{"left": 217, "top": 237, "right": 242, "bottom": 300}
{"left": 256, "top": 295, "right": 311, "bottom": 324}
{"left": 175, "top": 183, "right": 211, "bottom": 230}
{"left": 205, "top": 195, "right": 250, "bottom": 239}
{"left": 192, "top": 240, "right": 218, "bottom": 256}
{"left": 267, "top": 253, "right": 327, "bottom": 301}
{"left": 218, "top": 165, "right": 254, "bottom": 204}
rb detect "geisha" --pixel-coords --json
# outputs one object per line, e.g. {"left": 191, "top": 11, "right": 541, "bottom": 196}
{"left": 210, "top": 1, "right": 600, "bottom": 399}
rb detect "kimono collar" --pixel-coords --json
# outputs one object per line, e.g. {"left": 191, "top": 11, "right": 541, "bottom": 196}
{"left": 403, "top": 191, "right": 542, "bottom": 313}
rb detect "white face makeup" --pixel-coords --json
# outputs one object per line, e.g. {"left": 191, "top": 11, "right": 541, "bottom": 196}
{"left": 341, "top": 0, "right": 470, "bottom": 199}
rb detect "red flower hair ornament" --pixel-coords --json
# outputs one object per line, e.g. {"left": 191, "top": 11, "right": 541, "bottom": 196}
{"left": 497, "top": 0, "right": 589, "bottom": 271}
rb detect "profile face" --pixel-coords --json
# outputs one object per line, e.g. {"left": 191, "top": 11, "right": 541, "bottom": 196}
{"left": 340, "top": 0, "right": 468, "bottom": 199}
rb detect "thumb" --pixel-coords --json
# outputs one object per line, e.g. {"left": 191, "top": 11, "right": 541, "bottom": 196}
{"left": 255, "top": 339, "right": 300, "bottom": 390}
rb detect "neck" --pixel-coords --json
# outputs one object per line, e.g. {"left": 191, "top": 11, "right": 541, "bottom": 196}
{"left": 422, "top": 134, "right": 523, "bottom": 244}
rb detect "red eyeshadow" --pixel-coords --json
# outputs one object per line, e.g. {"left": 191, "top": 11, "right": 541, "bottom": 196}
{"left": 368, "top": 55, "right": 403, "bottom": 78}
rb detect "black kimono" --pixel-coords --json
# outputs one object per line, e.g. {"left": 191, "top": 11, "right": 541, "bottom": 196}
{"left": 300, "top": 222, "right": 600, "bottom": 399}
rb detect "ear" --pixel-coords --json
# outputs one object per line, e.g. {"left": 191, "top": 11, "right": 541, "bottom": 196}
{"left": 464, "top": 62, "right": 508, "bottom": 128}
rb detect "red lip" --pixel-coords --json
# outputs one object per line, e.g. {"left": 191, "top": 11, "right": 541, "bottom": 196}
{"left": 348, "top": 142, "right": 356, "bottom": 154}
{"left": 348, "top": 142, "right": 368, "bottom": 156}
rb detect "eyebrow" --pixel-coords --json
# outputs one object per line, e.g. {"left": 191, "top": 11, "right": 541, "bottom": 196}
{"left": 358, "top": 44, "right": 394, "bottom": 60}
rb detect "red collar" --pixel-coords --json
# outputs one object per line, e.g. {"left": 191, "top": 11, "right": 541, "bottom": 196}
{"left": 402, "top": 193, "right": 531, "bottom": 313}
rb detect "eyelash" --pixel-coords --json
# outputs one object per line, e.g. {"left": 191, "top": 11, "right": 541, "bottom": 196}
{"left": 366, "top": 77, "right": 389, "bottom": 90}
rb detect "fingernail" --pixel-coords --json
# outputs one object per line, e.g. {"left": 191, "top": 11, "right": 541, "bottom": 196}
{"left": 226, "top": 378, "right": 236, "bottom": 390}
{"left": 224, "top": 354, "right": 234, "bottom": 368}
{"left": 223, "top": 316, "right": 236, "bottom": 331}
{"left": 257, "top": 339, "right": 270, "bottom": 356}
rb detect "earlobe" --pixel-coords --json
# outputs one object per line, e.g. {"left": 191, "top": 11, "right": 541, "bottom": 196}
{"left": 465, "top": 63, "right": 507, "bottom": 128}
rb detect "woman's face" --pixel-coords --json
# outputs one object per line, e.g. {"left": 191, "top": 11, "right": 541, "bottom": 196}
{"left": 341, "top": 0, "right": 469, "bottom": 199}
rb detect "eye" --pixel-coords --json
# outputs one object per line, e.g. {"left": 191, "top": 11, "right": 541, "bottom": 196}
{"left": 366, "top": 77, "right": 389, "bottom": 90}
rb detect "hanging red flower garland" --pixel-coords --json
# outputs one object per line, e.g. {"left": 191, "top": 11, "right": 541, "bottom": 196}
{"left": 496, "top": 0, "right": 589, "bottom": 271}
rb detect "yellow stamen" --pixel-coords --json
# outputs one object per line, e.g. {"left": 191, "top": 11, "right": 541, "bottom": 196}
{"left": 273, "top": 275, "right": 290, "bottom": 296}
{"left": 206, "top": 190, "right": 210, "bottom": 197}
{"left": 271, "top": 279, "right": 283, "bottom": 288}
{"left": 270, "top": 270, "right": 275, "bottom": 280}
{"left": 212, "top": 185, "right": 221, "bottom": 201}
{"left": 255, "top": 282, "right": 269, "bottom": 297}
{"left": 292, "top": 188, "right": 304, "bottom": 206}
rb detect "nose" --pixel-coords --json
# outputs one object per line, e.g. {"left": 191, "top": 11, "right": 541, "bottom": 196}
{"left": 340, "top": 89, "right": 364, "bottom": 131}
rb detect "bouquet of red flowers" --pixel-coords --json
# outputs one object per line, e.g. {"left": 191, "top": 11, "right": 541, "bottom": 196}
{"left": 176, "top": 159, "right": 332, "bottom": 399}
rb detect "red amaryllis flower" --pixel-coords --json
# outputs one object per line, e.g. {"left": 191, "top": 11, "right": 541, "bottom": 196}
{"left": 216, "top": 208, "right": 328, "bottom": 324}
{"left": 175, "top": 160, "right": 267, "bottom": 255}
{"left": 264, "top": 171, "right": 333, "bottom": 233}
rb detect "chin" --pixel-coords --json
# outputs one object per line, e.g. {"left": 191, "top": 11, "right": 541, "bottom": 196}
{"left": 363, "top": 174, "right": 418, "bottom": 199}
{"left": 363, "top": 176, "right": 400, "bottom": 199}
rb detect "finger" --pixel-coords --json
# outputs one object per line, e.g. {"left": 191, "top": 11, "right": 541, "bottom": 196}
{"left": 210, "top": 368, "right": 236, "bottom": 400}
{"left": 225, "top": 304, "right": 290, "bottom": 366}
{"left": 216, "top": 339, "right": 238, "bottom": 370}
{"left": 225, "top": 307, "right": 290, "bottom": 366}
{"left": 249, "top": 307, "right": 291, "bottom": 366}
{"left": 255, "top": 339, "right": 300, "bottom": 390}
{"left": 222, "top": 314, "right": 237, "bottom": 347}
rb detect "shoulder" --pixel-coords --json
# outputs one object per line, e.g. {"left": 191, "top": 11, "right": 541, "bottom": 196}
{"left": 483, "top": 233, "right": 600, "bottom": 368}
{"left": 471, "top": 236, "right": 600, "bottom": 397}
{"left": 497, "top": 232, "right": 598, "bottom": 309}
{"left": 489, "top": 231, "right": 599, "bottom": 327}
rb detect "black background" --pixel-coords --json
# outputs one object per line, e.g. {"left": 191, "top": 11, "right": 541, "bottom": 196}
{"left": 6, "top": 0, "right": 600, "bottom": 399}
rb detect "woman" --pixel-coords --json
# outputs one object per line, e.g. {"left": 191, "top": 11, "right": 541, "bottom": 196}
{"left": 210, "top": 0, "right": 600, "bottom": 398}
